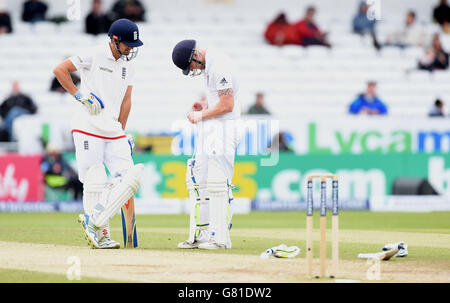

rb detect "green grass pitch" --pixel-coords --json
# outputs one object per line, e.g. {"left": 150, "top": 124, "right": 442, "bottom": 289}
{"left": 0, "top": 211, "right": 449, "bottom": 282}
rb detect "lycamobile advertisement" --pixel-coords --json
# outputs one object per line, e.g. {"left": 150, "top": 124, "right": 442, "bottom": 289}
{"left": 39, "top": 117, "right": 450, "bottom": 156}
{"left": 300, "top": 121, "right": 450, "bottom": 154}
{"left": 172, "top": 118, "right": 450, "bottom": 155}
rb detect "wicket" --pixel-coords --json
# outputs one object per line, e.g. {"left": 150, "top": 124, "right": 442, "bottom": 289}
{"left": 306, "top": 174, "right": 339, "bottom": 278}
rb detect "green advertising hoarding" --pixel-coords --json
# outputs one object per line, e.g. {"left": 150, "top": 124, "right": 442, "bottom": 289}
{"left": 112, "top": 153, "right": 450, "bottom": 202}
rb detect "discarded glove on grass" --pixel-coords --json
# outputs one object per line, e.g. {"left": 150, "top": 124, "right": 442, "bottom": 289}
{"left": 358, "top": 241, "right": 408, "bottom": 261}
{"left": 260, "top": 244, "right": 301, "bottom": 259}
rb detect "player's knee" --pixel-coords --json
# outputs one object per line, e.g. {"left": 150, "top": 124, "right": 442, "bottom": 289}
{"left": 83, "top": 163, "right": 107, "bottom": 192}
{"left": 207, "top": 158, "right": 229, "bottom": 193}
{"left": 186, "top": 159, "right": 195, "bottom": 190}
{"left": 120, "top": 163, "right": 144, "bottom": 194}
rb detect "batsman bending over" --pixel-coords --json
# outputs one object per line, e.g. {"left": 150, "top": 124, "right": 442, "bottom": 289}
{"left": 172, "top": 40, "right": 242, "bottom": 249}
{"left": 52, "top": 19, "right": 144, "bottom": 249}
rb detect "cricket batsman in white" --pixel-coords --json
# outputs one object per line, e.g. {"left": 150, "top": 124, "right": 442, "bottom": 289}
{"left": 172, "top": 39, "right": 242, "bottom": 249}
{"left": 52, "top": 19, "right": 144, "bottom": 249}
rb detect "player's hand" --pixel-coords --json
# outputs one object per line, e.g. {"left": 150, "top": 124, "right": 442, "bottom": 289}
{"left": 126, "top": 133, "right": 135, "bottom": 155}
{"left": 74, "top": 92, "right": 104, "bottom": 115}
{"left": 192, "top": 101, "right": 208, "bottom": 111}
{"left": 187, "top": 111, "right": 202, "bottom": 124}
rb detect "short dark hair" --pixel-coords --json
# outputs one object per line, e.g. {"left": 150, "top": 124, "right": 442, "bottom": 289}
{"left": 408, "top": 10, "right": 416, "bottom": 19}
{"left": 306, "top": 6, "right": 316, "bottom": 14}
{"left": 435, "top": 99, "right": 443, "bottom": 106}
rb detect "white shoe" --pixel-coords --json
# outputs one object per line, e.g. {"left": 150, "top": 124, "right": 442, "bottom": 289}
{"left": 98, "top": 225, "right": 120, "bottom": 249}
{"left": 77, "top": 214, "right": 99, "bottom": 249}
{"left": 98, "top": 237, "right": 120, "bottom": 249}
{"left": 198, "top": 240, "right": 226, "bottom": 250}
{"left": 177, "top": 240, "right": 201, "bottom": 249}
{"left": 177, "top": 229, "right": 210, "bottom": 249}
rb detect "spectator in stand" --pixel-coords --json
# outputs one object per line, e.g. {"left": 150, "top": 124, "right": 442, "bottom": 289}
{"left": 41, "top": 142, "right": 83, "bottom": 200}
{"left": 0, "top": 0, "right": 12, "bottom": 34}
{"left": 264, "top": 12, "right": 301, "bottom": 46}
{"left": 111, "top": 0, "right": 146, "bottom": 22}
{"left": 50, "top": 74, "right": 80, "bottom": 93}
{"left": 418, "top": 33, "right": 449, "bottom": 72}
{"left": 50, "top": 56, "right": 80, "bottom": 93}
{"left": 428, "top": 99, "right": 445, "bottom": 117}
{"left": 352, "top": 1, "right": 380, "bottom": 50}
{"left": 246, "top": 92, "right": 271, "bottom": 115}
{"left": 385, "top": 11, "right": 428, "bottom": 48}
{"left": 269, "top": 132, "right": 293, "bottom": 153}
{"left": 433, "top": 0, "right": 450, "bottom": 33}
{"left": 85, "top": 0, "right": 112, "bottom": 35}
{"left": 0, "top": 81, "right": 38, "bottom": 141}
{"left": 22, "top": 0, "right": 48, "bottom": 23}
{"left": 294, "top": 6, "right": 331, "bottom": 48}
{"left": 349, "top": 81, "right": 388, "bottom": 115}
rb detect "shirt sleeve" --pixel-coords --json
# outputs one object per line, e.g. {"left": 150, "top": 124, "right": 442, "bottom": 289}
{"left": 127, "top": 63, "right": 135, "bottom": 86}
{"left": 349, "top": 97, "right": 362, "bottom": 114}
{"left": 69, "top": 53, "right": 93, "bottom": 71}
{"left": 376, "top": 100, "right": 388, "bottom": 114}
{"left": 213, "top": 66, "right": 233, "bottom": 91}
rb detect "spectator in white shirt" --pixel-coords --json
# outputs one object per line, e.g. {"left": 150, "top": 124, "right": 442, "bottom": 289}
{"left": 385, "top": 11, "right": 428, "bottom": 48}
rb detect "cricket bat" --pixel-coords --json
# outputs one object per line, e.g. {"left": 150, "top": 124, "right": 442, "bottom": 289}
{"left": 121, "top": 197, "right": 138, "bottom": 248}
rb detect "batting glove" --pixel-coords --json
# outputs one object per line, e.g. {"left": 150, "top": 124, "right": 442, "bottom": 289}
{"left": 260, "top": 244, "right": 301, "bottom": 259}
{"left": 126, "top": 133, "right": 135, "bottom": 155}
{"left": 272, "top": 244, "right": 301, "bottom": 258}
{"left": 74, "top": 91, "right": 104, "bottom": 115}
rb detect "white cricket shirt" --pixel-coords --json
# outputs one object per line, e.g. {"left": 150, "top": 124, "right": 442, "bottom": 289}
{"left": 69, "top": 42, "right": 135, "bottom": 138}
{"left": 203, "top": 47, "right": 240, "bottom": 120}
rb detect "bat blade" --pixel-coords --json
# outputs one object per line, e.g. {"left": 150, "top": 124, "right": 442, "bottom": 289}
{"left": 121, "top": 197, "right": 138, "bottom": 248}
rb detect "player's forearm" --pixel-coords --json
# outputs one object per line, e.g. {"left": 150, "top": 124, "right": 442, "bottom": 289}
{"left": 201, "top": 95, "right": 233, "bottom": 120}
{"left": 118, "top": 98, "right": 131, "bottom": 130}
{"left": 118, "top": 86, "right": 133, "bottom": 129}
{"left": 53, "top": 60, "right": 78, "bottom": 96}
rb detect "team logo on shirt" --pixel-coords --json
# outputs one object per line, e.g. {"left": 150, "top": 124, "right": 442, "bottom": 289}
{"left": 84, "top": 141, "right": 89, "bottom": 150}
{"left": 219, "top": 77, "right": 228, "bottom": 85}
{"left": 122, "top": 67, "right": 127, "bottom": 79}
{"left": 99, "top": 66, "right": 113, "bottom": 73}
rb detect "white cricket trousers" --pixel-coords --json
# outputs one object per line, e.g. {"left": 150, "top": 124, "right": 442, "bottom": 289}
{"left": 193, "top": 119, "right": 242, "bottom": 192}
{"left": 72, "top": 130, "right": 134, "bottom": 183}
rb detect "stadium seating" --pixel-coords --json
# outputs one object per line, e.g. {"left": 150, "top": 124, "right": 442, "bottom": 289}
{"left": 1, "top": 0, "right": 449, "bottom": 148}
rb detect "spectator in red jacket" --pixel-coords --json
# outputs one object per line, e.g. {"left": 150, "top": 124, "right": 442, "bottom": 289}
{"left": 264, "top": 12, "right": 301, "bottom": 46}
{"left": 295, "top": 6, "right": 331, "bottom": 48}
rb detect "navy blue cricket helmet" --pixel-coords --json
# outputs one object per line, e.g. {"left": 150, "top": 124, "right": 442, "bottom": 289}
{"left": 172, "top": 39, "right": 197, "bottom": 75}
{"left": 108, "top": 18, "right": 143, "bottom": 48}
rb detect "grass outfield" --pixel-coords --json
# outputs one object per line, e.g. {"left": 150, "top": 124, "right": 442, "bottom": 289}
{"left": 0, "top": 211, "right": 449, "bottom": 283}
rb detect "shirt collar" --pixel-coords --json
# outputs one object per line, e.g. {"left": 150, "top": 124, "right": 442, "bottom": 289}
{"left": 106, "top": 42, "right": 119, "bottom": 61}
{"left": 204, "top": 48, "right": 211, "bottom": 75}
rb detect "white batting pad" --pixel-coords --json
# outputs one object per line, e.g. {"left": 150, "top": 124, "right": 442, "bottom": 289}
{"left": 207, "top": 158, "right": 232, "bottom": 247}
{"left": 83, "top": 163, "right": 107, "bottom": 215}
{"left": 92, "top": 164, "right": 144, "bottom": 227}
{"left": 186, "top": 159, "right": 209, "bottom": 243}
